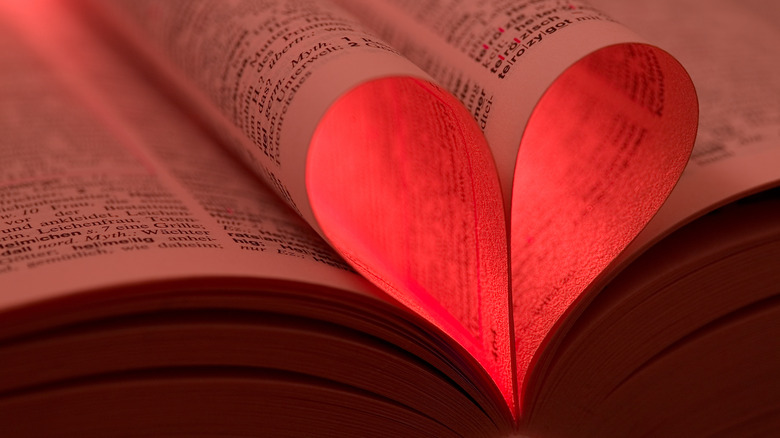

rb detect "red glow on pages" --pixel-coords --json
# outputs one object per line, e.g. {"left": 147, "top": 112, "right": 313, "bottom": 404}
{"left": 511, "top": 43, "right": 698, "bottom": 409}
{"left": 307, "top": 77, "right": 514, "bottom": 412}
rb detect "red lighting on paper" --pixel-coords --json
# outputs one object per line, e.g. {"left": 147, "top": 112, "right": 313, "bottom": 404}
{"left": 307, "top": 77, "right": 514, "bottom": 411}
{"left": 511, "top": 44, "right": 697, "bottom": 409}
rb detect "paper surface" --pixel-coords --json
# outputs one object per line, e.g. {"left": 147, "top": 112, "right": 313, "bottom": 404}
{"left": 2, "top": 0, "right": 516, "bottom": 410}
{"left": 589, "top": 0, "right": 780, "bottom": 252}
{"left": 0, "top": 1, "right": 382, "bottom": 315}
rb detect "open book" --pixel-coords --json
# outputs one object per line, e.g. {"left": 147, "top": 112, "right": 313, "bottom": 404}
{"left": 1, "top": 0, "right": 778, "bottom": 436}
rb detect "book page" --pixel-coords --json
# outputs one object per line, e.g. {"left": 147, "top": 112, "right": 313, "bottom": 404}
{"left": 0, "top": 2, "right": 381, "bottom": 318}
{"left": 330, "top": 0, "right": 699, "bottom": 402}
{"left": 9, "top": 0, "right": 517, "bottom": 409}
{"left": 589, "top": 0, "right": 780, "bottom": 251}
{"left": 518, "top": 0, "right": 780, "bottom": 423}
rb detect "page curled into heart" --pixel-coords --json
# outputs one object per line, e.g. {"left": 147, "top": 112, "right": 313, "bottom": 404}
{"left": 307, "top": 77, "right": 514, "bottom": 406}
{"left": 511, "top": 43, "right": 698, "bottom": 405}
